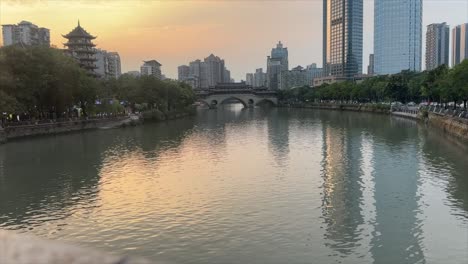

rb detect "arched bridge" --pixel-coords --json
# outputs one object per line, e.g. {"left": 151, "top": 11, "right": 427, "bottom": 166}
{"left": 194, "top": 84, "right": 278, "bottom": 108}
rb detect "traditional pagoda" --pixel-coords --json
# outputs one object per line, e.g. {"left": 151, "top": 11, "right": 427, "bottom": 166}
{"left": 63, "top": 21, "right": 97, "bottom": 75}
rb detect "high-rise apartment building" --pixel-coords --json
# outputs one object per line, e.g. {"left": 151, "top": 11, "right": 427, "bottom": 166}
{"left": 2, "top": 21, "right": 50, "bottom": 47}
{"left": 178, "top": 65, "right": 190, "bottom": 81}
{"left": 107, "top": 52, "right": 121, "bottom": 79}
{"left": 246, "top": 73, "right": 254, "bottom": 86}
{"left": 281, "top": 66, "right": 308, "bottom": 90}
{"left": 185, "top": 55, "right": 231, "bottom": 89}
{"left": 374, "top": 0, "right": 422, "bottom": 74}
{"left": 95, "top": 49, "right": 108, "bottom": 78}
{"left": 140, "top": 60, "right": 162, "bottom": 79}
{"left": 452, "top": 23, "right": 468, "bottom": 67}
{"left": 254, "top": 68, "right": 267, "bottom": 88}
{"left": 204, "top": 54, "right": 226, "bottom": 87}
{"left": 425, "top": 23, "right": 450, "bottom": 71}
{"left": 267, "top": 57, "right": 283, "bottom": 90}
{"left": 95, "top": 50, "right": 121, "bottom": 79}
{"left": 323, "top": 0, "right": 363, "bottom": 78}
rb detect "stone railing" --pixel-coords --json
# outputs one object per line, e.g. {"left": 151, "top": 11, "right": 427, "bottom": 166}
{"left": 0, "top": 231, "right": 152, "bottom": 264}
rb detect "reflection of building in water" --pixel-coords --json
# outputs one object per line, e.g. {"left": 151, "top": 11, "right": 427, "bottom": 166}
{"left": 370, "top": 143, "right": 424, "bottom": 263}
{"left": 267, "top": 109, "right": 290, "bottom": 165}
{"left": 320, "top": 122, "right": 364, "bottom": 256}
{"left": 421, "top": 132, "right": 468, "bottom": 216}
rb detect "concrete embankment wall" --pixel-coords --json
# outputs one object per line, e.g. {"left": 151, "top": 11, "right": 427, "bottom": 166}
{"left": 141, "top": 107, "right": 195, "bottom": 122}
{"left": 279, "top": 103, "right": 390, "bottom": 114}
{"left": 427, "top": 112, "right": 468, "bottom": 141}
{"left": 281, "top": 103, "right": 468, "bottom": 142}
{"left": 2, "top": 117, "right": 132, "bottom": 142}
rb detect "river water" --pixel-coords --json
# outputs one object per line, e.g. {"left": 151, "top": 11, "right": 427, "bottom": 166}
{"left": 0, "top": 105, "right": 467, "bottom": 264}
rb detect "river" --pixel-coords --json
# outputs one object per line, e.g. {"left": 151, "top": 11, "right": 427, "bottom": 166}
{"left": 0, "top": 105, "right": 467, "bottom": 264}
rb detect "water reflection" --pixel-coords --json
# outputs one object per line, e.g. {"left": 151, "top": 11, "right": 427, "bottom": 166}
{"left": 370, "top": 124, "right": 425, "bottom": 263}
{"left": 267, "top": 109, "right": 290, "bottom": 165}
{"left": 420, "top": 130, "right": 468, "bottom": 216}
{"left": 0, "top": 108, "right": 467, "bottom": 264}
{"left": 320, "top": 115, "right": 365, "bottom": 257}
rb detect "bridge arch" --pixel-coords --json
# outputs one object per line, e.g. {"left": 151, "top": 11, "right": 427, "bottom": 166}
{"left": 196, "top": 99, "right": 211, "bottom": 108}
{"left": 255, "top": 98, "right": 277, "bottom": 106}
{"left": 220, "top": 97, "right": 248, "bottom": 108}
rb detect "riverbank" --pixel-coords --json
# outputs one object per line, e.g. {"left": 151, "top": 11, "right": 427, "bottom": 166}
{"left": 280, "top": 102, "right": 468, "bottom": 142}
{"left": 0, "top": 108, "right": 195, "bottom": 144}
{"left": 279, "top": 102, "right": 391, "bottom": 114}
{"left": 1, "top": 116, "right": 135, "bottom": 143}
{"left": 426, "top": 112, "right": 468, "bottom": 141}
{"left": 141, "top": 107, "right": 196, "bottom": 123}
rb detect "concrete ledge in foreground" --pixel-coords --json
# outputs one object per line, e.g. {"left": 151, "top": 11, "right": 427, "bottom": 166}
{"left": 0, "top": 230, "right": 152, "bottom": 264}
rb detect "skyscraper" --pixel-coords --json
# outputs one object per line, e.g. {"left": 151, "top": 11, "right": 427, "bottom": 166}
{"left": 271, "top": 41, "right": 289, "bottom": 71}
{"left": 452, "top": 23, "right": 468, "bottom": 67}
{"left": 2, "top": 21, "right": 50, "bottom": 47}
{"left": 267, "top": 41, "right": 288, "bottom": 89}
{"left": 323, "top": 0, "right": 363, "bottom": 78}
{"left": 374, "top": 0, "right": 422, "bottom": 74}
{"left": 425, "top": 23, "right": 450, "bottom": 71}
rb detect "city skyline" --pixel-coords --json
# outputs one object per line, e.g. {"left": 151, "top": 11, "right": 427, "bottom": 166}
{"left": 1, "top": 0, "right": 467, "bottom": 80}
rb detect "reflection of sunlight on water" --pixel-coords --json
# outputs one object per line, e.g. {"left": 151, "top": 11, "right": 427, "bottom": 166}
{"left": 0, "top": 109, "right": 467, "bottom": 263}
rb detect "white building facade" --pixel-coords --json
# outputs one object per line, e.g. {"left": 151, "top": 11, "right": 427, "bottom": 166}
{"left": 2, "top": 21, "right": 50, "bottom": 47}
{"left": 94, "top": 49, "right": 121, "bottom": 79}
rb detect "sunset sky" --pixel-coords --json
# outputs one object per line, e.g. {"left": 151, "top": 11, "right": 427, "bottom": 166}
{"left": 1, "top": 0, "right": 467, "bottom": 80}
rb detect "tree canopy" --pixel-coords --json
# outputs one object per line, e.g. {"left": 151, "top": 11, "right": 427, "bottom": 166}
{"left": 279, "top": 61, "right": 468, "bottom": 109}
{"left": 0, "top": 46, "right": 195, "bottom": 118}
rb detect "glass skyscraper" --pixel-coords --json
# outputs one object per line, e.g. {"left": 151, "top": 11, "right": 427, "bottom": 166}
{"left": 374, "top": 0, "right": 422, "bottom": 75}
{"left": 323, "top": 0, "right": 363, "bottom": 78}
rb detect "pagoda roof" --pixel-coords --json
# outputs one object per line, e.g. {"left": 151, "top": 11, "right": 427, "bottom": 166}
{"left": 62, "top": 21, "right": 96, "bottom": 39}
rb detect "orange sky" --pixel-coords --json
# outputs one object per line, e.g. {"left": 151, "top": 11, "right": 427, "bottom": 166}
{"left": 1, "top": 0, "right": 467, "bottom": 80}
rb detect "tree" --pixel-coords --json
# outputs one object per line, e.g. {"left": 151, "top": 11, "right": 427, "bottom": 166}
{"left": 450, "top": 60, "right": 468, "bottom": 109}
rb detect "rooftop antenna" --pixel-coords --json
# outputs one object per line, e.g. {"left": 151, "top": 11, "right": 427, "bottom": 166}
{"left": 78, "top": 19, "right": 80, "bottom": 27}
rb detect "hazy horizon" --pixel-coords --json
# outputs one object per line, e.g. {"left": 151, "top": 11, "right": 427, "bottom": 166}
{"left": 1, "top": 0, "right": 467, "bottom": 80}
